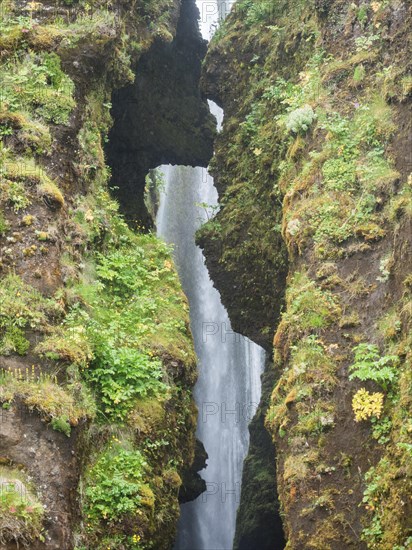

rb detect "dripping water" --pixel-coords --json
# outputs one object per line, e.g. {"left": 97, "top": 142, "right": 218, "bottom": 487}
{"left": 156, "top": 2, "right": 265, "bottom": 548}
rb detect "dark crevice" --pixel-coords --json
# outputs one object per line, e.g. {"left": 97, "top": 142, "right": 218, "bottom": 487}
{"left": 234, "top": 359, "right": 286, "bottom": 550}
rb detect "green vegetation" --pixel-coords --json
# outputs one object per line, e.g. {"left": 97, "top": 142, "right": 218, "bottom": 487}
{"left": 206, "top": 1, "right": 411, "bottom": 549}
{"left": 1, "top": 157, "right": 65, "bottom": 209}
{"left": 359, "top": 284, "right": 412, "bottom": 549}
{"left": 0, "top": 209, "right": 9, "bottom": 234}
{"left": 267, "top": 334, "right": 337, "bottom": 440}
{"left": 0, "top": 52, "right": 75, "bottom": 125}
{"left": 0, "top": 326, "right": 30, "bottom": 356}
{"left": 0, "top": 0, "right": 201, "bottom": 548}
{"left": 55, "top": 220, "right": 194, "bottom": 422}
{"left": 0, "top": 368, "right": 95, "bottom": 428}
{"left": 266, "top": 273, "right": 340, "bottom": 503}
{"left": 0, "top": 466, "right": 44, "bottom": 547}
{"left": 282, "top": 92, "right": 398, "bottom": 258}
{"left": 85, "top": 345, "right": 166, "bottom": 422}
{"left": 0, "top": 273, "right": 57, "bottom": 332}
{"left": 0, "top": 179, "right": 31, "bottom": 211}
{"left": 286, "top": 105, "right": 316, "bottom": 135}
{"left": 85, "top": 442, "right": 151, "bottom": 523}
{"left": 275, "top": 271, "right": 341, "bottom": 345}
{"left": 349, "top": 343, "right": 399, "bottom": 391}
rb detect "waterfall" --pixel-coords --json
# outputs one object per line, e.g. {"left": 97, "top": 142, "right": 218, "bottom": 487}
{"left": 156, "top": 1, "right": 265, "bottom": 548}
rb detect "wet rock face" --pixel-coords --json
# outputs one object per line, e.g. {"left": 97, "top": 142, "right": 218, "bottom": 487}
{"left": 178, "top": 438, "right": 207, "bottom": 503}
{"left": 108, "top": 0, "right": 216, "bottom": 227}
{"left": 234, "top": 361, "right": 285, "bottom": 550}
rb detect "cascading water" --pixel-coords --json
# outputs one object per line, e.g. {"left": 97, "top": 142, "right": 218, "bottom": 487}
{"left": 156, "top": 2, "right": 265, "bottom": 548}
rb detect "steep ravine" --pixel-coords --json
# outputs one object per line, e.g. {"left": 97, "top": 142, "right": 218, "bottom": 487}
{"left": 1, "top": 0, "right": 411, "bottom": 549}
{"left": 200, "top": 1, "right": 412, "bottom": 549}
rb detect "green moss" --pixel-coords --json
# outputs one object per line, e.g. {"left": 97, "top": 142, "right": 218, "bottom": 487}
{"left": 0, "top": 273, "right": 57, "bottom": 333}
{"left": 0, "top": 369, "right": 95, "bottom": 426}
{"left": 50, "top": 415, "right": 72, "bottom": 437}
{"left": 0, "top": 466, "right": 45, "bottom": 547}
{"left": 208, "top": 0, "right": 411, "bottom": 548}
{"left": 0, "top": 3, "right": 201, "bottom": 548}
{"left": 267, "top": 335, "right": 337, "bottom": 436}
{"left": 280, "top": 272, "right": 341, "bottom": 334}
{"left": 0, "top": 209, "right": 9, "bottom": 234}
{"left": 2, "top": 158, "right": 65, "bottom": 208}
{"left": 359, "top": 285, "right": 412, "bottom": 548}
{"left": 283, "top": 450, "right": 319, "bottom": 485}
{"left": 0, "top": 326, "right": 30, "bottom": 356}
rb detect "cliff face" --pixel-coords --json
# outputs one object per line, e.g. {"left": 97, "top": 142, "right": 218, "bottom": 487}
{"left": 201, "top": 1, "right": 412, "bottom": 548}
{"left": 108, "top": 0, "right": 216, "bottom": 227}
{"left": 0, "top": 1, "right": 211, "bottom": 549}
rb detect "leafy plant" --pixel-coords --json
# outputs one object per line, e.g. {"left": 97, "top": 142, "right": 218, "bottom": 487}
{"left": 50, "top": 415, "right": 71, "bottom": 437}
{"left": 371, "top": 416, "right": 392, "bottom": 444}
{"left": 352, "top": 388, "right": 384, "bottom": 422}
{"left": 355, "top": 34, "right": 380, "bottom": 52}
{"left": 84, "top": 344, "right": 167, "bottom": 421}
{"left": 286, "top": 105, "right": 316, "bottom": 134}
{"left": 85, "top": 443, "right": 151, "bottom": 522}
{"left": 1, "top": 180, "right": 31, "bottom": 211}
{"left": 240, "top": 0, "right": 274, "bottom": 26}
{"left": 349, "top": 343, "right": 399, "bottom": 391}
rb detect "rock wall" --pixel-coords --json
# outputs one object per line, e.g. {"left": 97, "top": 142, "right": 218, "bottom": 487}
{"left": 108, "top": 0, "right": 215, "bottom": 227}
{"left": 201, "top": 1, "right": 412, "bottom": 548}
{"left": 0, "top": 1, "right": 211, "bottom": 548}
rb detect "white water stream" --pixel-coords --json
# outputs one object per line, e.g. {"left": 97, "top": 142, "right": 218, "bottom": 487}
{"left": 156, "top": 2, "right": 265, "bottom": 548}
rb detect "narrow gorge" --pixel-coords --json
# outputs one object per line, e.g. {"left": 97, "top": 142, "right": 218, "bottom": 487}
{"left": 0, "top": 1, "right": 411, "bottom": 550}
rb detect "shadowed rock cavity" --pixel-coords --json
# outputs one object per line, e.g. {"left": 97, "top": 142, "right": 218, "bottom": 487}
{"left": 178, "top": 439, "right": 208, "bottom": 503}
{"left": 107, "top": 0, "right": 216, "bottom": 227}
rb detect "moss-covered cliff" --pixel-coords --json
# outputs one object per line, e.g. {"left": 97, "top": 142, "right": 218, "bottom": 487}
{"left": 201, "top": 1, "right": 412, "bottom": 548}
{"left": 0, "top": 1, "right": 211, "bottom": 548}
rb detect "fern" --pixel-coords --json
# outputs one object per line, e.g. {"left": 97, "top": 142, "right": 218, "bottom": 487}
{"left": 349, "top": 343, "right": 399, "bottom": 391}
